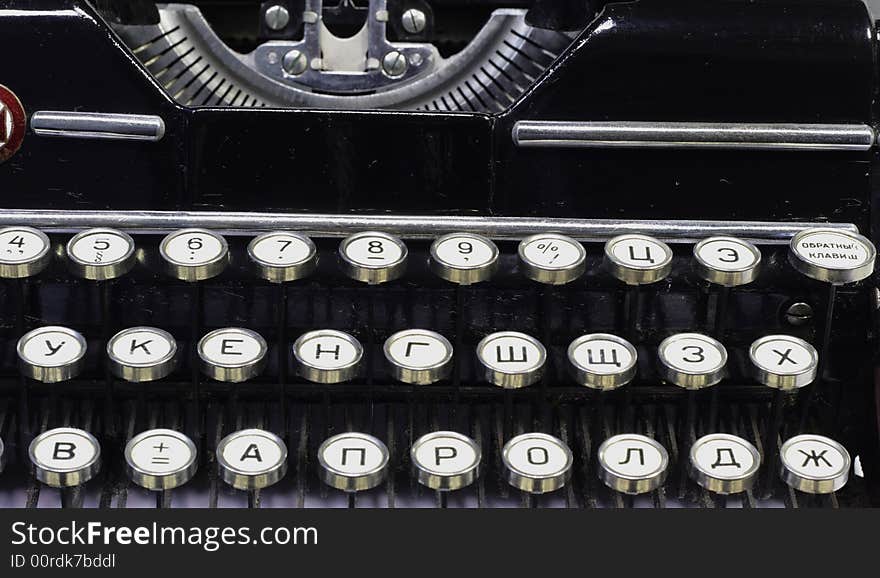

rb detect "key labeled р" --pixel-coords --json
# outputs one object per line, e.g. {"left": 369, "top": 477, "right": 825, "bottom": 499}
{"left": 749, "top": 334, "right": 818, "bottom": 391}
{"left": 518, "top": 233, "right": 586, "bottom": 285}
{"left": 17, "top": 326, "right": 87, "bottom": 383}
{"left": 107, "top": 326, "right": 178, "bottom": 382}
{"left": 788, "top": 228, "right": 876, "bottom": 284}
{"left": 567, "top": 333, "right": 638, "bottom": 390}
{"left": 604, "top": 234, "right": 673, "bottom": 285}
{"left": 430, "top": 232, "right": 499, "bottom": 285}
{"left": 29, "top": 427, "right": 101, "bottom": 488}
{"left": 411, "top": 431, "right": 481, "bottom": 491}
{"left": 66, "top": 228, "right": 137, "bottom": 281}
{"left": 689, "top": 433, "right": 760, "bottom": 495}
{"left": 125, "top": 429, "right": 198, "bottom": 491}
{"left": 217, "top": 429, "right": 288, "bottom": 491}
{"left": 780, "top": 434, "right": 851, "bottom": 494}
{"left": 293, "top": 329, "right": 364, "bottom": 384}
{"left": 693, "top": 236, "right": 762, "bottom": 287}
{"left": 247, "top": 231, "right": 317, "bottom": 283}
{"left": 476, "top": 331, "right": 546, "bottom": 389}
{"left": 597, "top": 434, "right": 669, "bottom": 495}
{"left": 502, "top": 432, "right": 573, "bottom": 494}
{"left": 338, "top": 231, "right": 407, "bottom": 284}
{"left": 384, "top": 329, "right": 453, "bottom": 385}
{"left": 657, "top": 332, "right": 727, "bottom": 389}
{"left": 160, "top": 228, "right": 229, "bottom": 282}
{"left": 198, "top": 327, "right": 268, "bottom": 383}
{"left": 0, "top": 226, "right": 52, "bottom": 278}
{"left": 318, "top": 432, "right": 390, "bottom": 492}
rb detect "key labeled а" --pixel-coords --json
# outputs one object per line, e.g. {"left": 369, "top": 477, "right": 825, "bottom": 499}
{"left": 217, "top": 429, "right": 288, "bottom": 491}
{"left": 476, "top": 331, "right": 546, "bottom": 389}
{"left": 17, "top": 326, "right": 87, "bottom": 383}
{"left": 780, "top": 434, "right": 850, "bottom": 494}
{"left": 688, "top": 433, "right": 761, "bottom": 495}
{"left": 318, "top": 432, "right": 390, "bottom": 492}
{"left": 29, "top": 427, "right": 101, "bottom": 488}
{"left": 107, "top": 326, "right": 178, "bottom": 383}
{"left": 293, "top": 329, "right": 364, "bottom": 383}
{"left": 411, "top": 431, "right": 481, "bottom": 491}
{"left": 749, "top": 334, "right": 818, "bottom": 391}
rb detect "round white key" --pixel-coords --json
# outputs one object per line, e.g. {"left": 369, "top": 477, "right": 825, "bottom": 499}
{"left": 29, "top": 427, "right": 101, "bottom": 488}
{"left": 476, "top": 331, "right": 546, "bottom": 389}
{"left": 688, "top": 433, "right": 760, "bottom": 495}
{"left": 124, "top": 429, "right": 198, "bottom": 490}
{"left": 0, "top": 226, "right": 51, "bottom": 278}
{"left": 780, "top": 434, "right": 850, "bottom": 494}
{"left": 107, "top": 326, "right": 178, "bottom": 383}
{"left": 604, "top": 234, "right": 673, "bottom": 285}
{"left": 217, "top": 428, "right": 288, "bottom": 490}
{"left": 0, "top": 437, "right": 5, "bottom": 473}
{"left": 597, "top": 434, "right": 669, "bottom": 495}
{"left": 567, "top": 333, "right": 638, "bottom": 390}
{"left": 788, "top": 228, "right": 876, "bottom": 284}
{"left": 293, "top": 329, "right": 363, "bottom": 384}
{"left": 518, "top": 233, "right": 586, "bottom": 285}
{"left": 198, "top": 328, "right": 268, "bottom": 383}
{"left": 749, "top": 335, "right": 818, "bottom": 391}
{"left": 430, "top": 232, "right": 499, "bottom": 285}
{"left": 247, "top": 231, "right": 317, "bottom": 283}
{"left": 160, "top": 228, "right": 229, "bottom": 282}
{"left": 338, "top": 231, "right": 407, "bottom": 284}
{"left": 318, "top": 432, "right": 389, "bottom": 492}
{"left": 693, "top": 236, "right": 762, "bottom": 287}
{"left": 657, "top": 333, "right": 727, "bottom": 389}
{"left": 411, "top": 431, "right": 481, "bottom": 491}
{"left": 17, "top": 326, "right": 87, "bottom": 383}
{"left": 384, "top": 329, "right": 453, "bottom": 385}
{"left": 502, "top": 432, "right": 573, "bottom": 494}
{"left": 66, "top": 228, "right": 136, "bottom": 281}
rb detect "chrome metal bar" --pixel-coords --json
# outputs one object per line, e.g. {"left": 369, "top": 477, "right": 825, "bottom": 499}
{"left": 0, "top": 209, "right": 858, "bottom": 243}
{"left": 512, "top": 121, "right": 875, "bottom": 151}
{"left": 30, "top": 112, "right": 165, "bottom": 142}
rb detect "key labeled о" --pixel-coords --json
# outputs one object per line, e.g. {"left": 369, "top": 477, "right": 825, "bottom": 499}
{"left": 293, "top": 329, "right": 364, "bottom": 383}
{"left": 749, "top": 335, "right": 818, "bottom": 391}
{"left": 107, "top": 327, "right": 178, "bottom": 383}
{"left": 567, "top": 333, "right": 638, "bottom": 390}
{"left": 248, "top": 231, "right": 317, "bottom": 283}
{"left": 430, "top": 232, "right": 499, "bottom": 285}
{"left": 29, "top": 427, "right": 101, "bottom": 488}
{"left": 693, "top": 236, "right": 762, "bottom": 287}
{"left": 198, "top": 328, "right": 268, "bottom": 383}
{"left": 160, "top": 228, "right": 229, "bottom": 282}
{"left": 658, "top": 333, "right": 727, "bottom": 389}
{"left": 384, "top": 329, "right": 453, "bottom": 385}
{"left": 318, "top": 432, "right": 390, "bottom": 492}
{"left": 411, "top": 431, "right": 481, "bottom": 491}
{"left": 338, "top": 231, "right": 407, "bottom": 284}
{"left": 476, "top": 331, "right": 546, "bottom": 389}
{"left": 502, "top": 432, "right": 573, "bottom": 494}
{"left": 0, "top": 226, "right": 52, "bottom": 278}
{"left": 689, "top": 433, "right": 760, "bottom": 495}
{"left": 780, "top": 434, "right": 850, "bottom": 494}
{"left": 788, "top": 228, "right": 875, "bottom": 284}
{"left": 604, "top": 234, "right": 673, "bottom": 285}
{"left": 125, "top": 429, "right": 198, "bottom": 491}
{"left": 598, "top": 434, "right": 669, "bottom": 495}
{"left": 217, "top": 429, "right": 288, "bottom": 491}
{"left": 66, "top": 228, "right": 137, "bottom": 280}
{"left": 17, "top": 326, "right": 87, "bottom": 383}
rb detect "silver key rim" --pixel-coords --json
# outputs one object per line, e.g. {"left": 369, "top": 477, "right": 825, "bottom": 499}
{"left": 604, "top": 233, "right": 673, "bottom": 285}
{"left": 247, "top": 231, "right": 318, "bottom": 283}
{"left": 124, "top": 428, "right": 198, "bottom": 491}
{"left": 517, "top": 233, "right": 586, "bottom": 285}
{"left": 567, "top": 333, "right": 638, "bottom": 390}
{"left": 338, "top": 231, "right": 408, "bottom": 284}
{"left": 29, "top": 427, "right": 101, "bottom": 488}
{"left": 216, "top": 428, "right": 288, "bottom": 491}
{"left": 383, "top": 329, "right": 453, "bottom": 385}
{"left": 17, "top": 325, "right": 87, "bottom": 383}
{"left": 65, "top": 227, "right": 137, "bottom": 281}
{"left": 107, "top": 326, "right": 178, "bottom": 383}
{"left": 749, "top": 334, "right": 818, "bottom": 390}
{"left": 429, "top": 232, "right": 499, "bottom": 285}
{"left": 293, "top": 329, "right": 364, "bottom": 384}
{"left": 597, "top": 434, "right": 669, "bottom": 495}
{"left": 788, "top": 228, "right": 876, "bottom": 285}
{"left": 476, "top": 331, "right": 546, "bottom": 389}
{"left": 688, "top": 433, "right": 760, "bottom": 495}
{"left": 0, "top": 437, "right": 5, "bottom": 474}
{"left": 779, "top": 434, "right": 851, "bottom": 494}
{"left": 159, "top": 228, "right": 229, "bottom": 282}
{"left": 317, "top": 432, "right": 390, "bottom": 492}
{"left": 657, "top": 332, "right": 727, "bottom": 389}
{"left": 502, "top": 432, "right": 573, "bottom": 494}
{"left": 693, "top": 236, "right": 762, "bottom": 287}
{"left": 410, "top": 431, "right": 481, "bottom": 491}
{"left": 197, "top": 327, "right": 268, "bottom": 383}
{"left": 0, "top": 226, "right": 52, "bottom": 279}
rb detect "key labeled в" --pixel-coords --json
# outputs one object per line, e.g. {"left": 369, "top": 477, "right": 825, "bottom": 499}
{"left": 29, "top": 427, "right": 102, "bottom": 488}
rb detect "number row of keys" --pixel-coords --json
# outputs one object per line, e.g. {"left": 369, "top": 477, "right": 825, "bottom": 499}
{"left": 23, "top": 427, "right": 851, "bottom": 497}
{"left": 16, "top": 325, "right": 819, "bottom": 391}
{"left": 0, "top": 226, "right": 873, "bottom": 286}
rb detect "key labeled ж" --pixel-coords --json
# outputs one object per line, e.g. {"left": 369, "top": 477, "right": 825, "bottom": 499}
{"left": 567, "top": 333, "right": 638, "bottom": 390}
{"left": 597, "top": 434, "right": 669, "bottom": 495}
{"left": 217, "top": 428, "right": 288, "bottom": 491}
{"left": 160, "top": 228, "right": 229, "bottom": 282}
{"left": 518, "top": 233, "right": 586, "bottom": 285}
{"left": 430, "top": 232, "right": 499, "bottom": 285}
{"left": 657, "top": 332, "right": 727, "bottom": 389}
{"left": 384, "top": 329, "right": 453, "bottom": 385}
{"left": 0, "top": 226, "right": 52, "bottom": 279}
{"left": 338, "top": 231, "right": 407, "bottom": 284}
{"left": 247, "top": 231, "right": 317, "bottom": 283}
{"left": 688, "top": 433, "right": 761, "bottom": 495}
{"left": 293, "top": 329, "right": 364, "bottom": 384}
{"left": 502, "top": 432, "right": 573, "bottom": 494}
{"left": 198, "top": 327, "right": 268, "bottom": 383}
{"left": 66, "top": 228, "right": 137, "bottom": 281}
{"left": 604, "top": 234, "right": 673, "bottom": 285}
{"left": 411, "top": 431, "right": 481, "bottom": 491}
{"left": 125, "top": 428, "right": 198, "bottom": 491}
{"left": 17, "top": 326, "right": 87, "bottom": 383}
{"left": 318, "top": 432, "right": 390, "bottom": 492}
{"left": 476, "top": 331, "right": 546, "bottom": 389}
{"left": 788, "top": 228, "right": 876, "bottom": 284}
{"left": 693, "top": 236, "right": 762, "bottom": 287}
{"left": 779, "top": 434, "right": 850, "bottom": 494}
{"left": 29, "top": 427, "right": 102, "bottom": 488}
{"left": 749, "top": 334, "right": 818, "bottom": 391}
{"left": 107, "top": 326, "right": 178, "bottom": 383}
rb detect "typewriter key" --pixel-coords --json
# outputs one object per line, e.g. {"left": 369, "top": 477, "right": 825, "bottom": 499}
{"left": 502, "top": 432, "right": 573, "bottom": 494}
{"left": 411, "top": 431, "right": 481, "bottom": 491}
{"left": 0, "top": 438, "right": 4, "bottom": 474}
{"left": 198, "top": 327, "right": 268, "bottom": 383}
{"left": 66, "top": 228, "right": 136, "bottom": 281}
{"left": 29, "top": 427, "right": 101, "bottom": 488}
{"left": 429, "top": 232, "right": 499, "bottom": 285}
{"left": 604, "top": 234, "right": 673, "bottom": 285}
{"left": 384, "top": 329, "right": 453, "bottom": 385}
{"left": 749, "top": 335, "right": 818, "bottom": 391}
{"left": 657, "top": 333, "right": 727, "bottom": 390}
{"left": 125, "top": 429, "right": 198, "bottom": 491}
{"left": 517, "top": 233, "right": 586, "bottom": 285}
{"left": 788, "top": 228, "right": 876, "bottom": 285}
{"left": 17, "top": 326, "right": 87, "bottom": 383}
{"left": 318, "top": 432, "right": 389, "bottom": 492}
{"left": 780, "top": 434, "right": 850, "bottom": 494}
{"left": 338, "top": 231, "right": 408, "bottom": 284}
{"left": 217, "top": 429, "right": 288, "bottom": 491}
{"left": 597, "top": 434, "right": 669, "bottom": 495}
{"left": 293, "top": 329, "right": 363, "bottom": 383}
{"left": 0, "top": 226, "right": 51, "bottom": 278}
{"left": 476, "top": 331, "right": 546, "bottom": 389}
{"left": 107, "top": 327, "right": 178, "bottom": 383}
{"left": 693, "top": 236, "right": 762, "bottom": 287}
{"left": 160, "top": 228, "right": 229, "bottom": 282}
{"left": 567, "top": 333, "right": 638, "bottom": 390}
{"left": 688, "top": 433, "right": 760, "bottom": 495}
{"left": 247, "top": 231, "right": 317, "bottom": 283}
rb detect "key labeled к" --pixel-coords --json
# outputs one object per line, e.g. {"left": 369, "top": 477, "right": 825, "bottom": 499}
{"left": 107, "top": 326, "right": 178, "bottom": 383}
{"left": 17, "top": 325, "right": 87, "bottom": 383}
{"left": 29, "top": 427, "right": 102, "bottom": 488}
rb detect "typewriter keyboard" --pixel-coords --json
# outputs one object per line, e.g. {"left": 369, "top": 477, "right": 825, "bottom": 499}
{"left": 0, "top": 222, "right": 874, "bottom": 508}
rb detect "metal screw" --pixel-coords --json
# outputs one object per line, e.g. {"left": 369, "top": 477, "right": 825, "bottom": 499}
{"left": 785, "top": 302, "right": 814, "bottom": 326}
{"left": 265, "top": 4, "right": 290, "bottom": 31}
{"left": 282, "top": 49, "right": 308, "bottom": 75}
{"left": 382, "top": 51, "right": 408, "bottom": 77}
{"left": 401, "top": 8, "right": 427, "bottom": 34}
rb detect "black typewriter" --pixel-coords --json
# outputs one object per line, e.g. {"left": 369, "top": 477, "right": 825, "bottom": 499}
{"left": 0, "top": 0, "right": 878, "bottom": 510}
